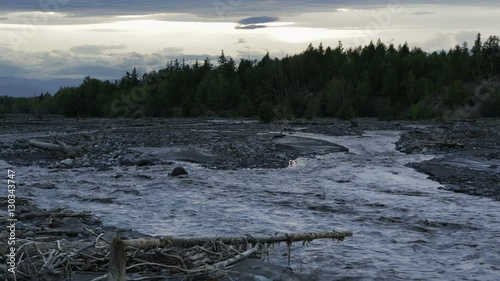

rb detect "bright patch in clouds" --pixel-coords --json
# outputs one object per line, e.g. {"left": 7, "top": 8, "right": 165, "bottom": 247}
{"left": 265, "top": 27, "right": 359, "bottom": 44}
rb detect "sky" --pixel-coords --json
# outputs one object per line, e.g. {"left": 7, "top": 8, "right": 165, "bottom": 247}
{"left": 1, "top": 0, "right": 500, "bottom": 96}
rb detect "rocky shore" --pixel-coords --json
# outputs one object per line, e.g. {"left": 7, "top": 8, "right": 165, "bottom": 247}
{"left": 395, "top": 119, "right": 500, "bottom": 200}
{"left": 0, "top": 117, "right": 353, "bottom": 170}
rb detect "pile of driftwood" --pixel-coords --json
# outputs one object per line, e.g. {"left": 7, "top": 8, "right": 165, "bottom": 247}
{"left": 9, "top": 230, "right": 352, "bottom": 281}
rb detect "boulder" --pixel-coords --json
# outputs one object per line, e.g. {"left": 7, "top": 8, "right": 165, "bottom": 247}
{"left": 404, "top": 144, "right": 423, "bottom": 154}
{"left": 119, "top": 156, "right": 136, "bottom": 166}
{"left": 170, "top": 166, "right": 188, "bottom": 177}
{"left": 60, "top": 158, "right": 74, "bottom": 166}
{"left": 136, "top": 157, "right": 156, "bottom": 166}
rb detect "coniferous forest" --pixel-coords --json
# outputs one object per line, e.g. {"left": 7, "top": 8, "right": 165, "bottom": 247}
{"left": 1, "top": 33, "right": 499, "bottom": 121}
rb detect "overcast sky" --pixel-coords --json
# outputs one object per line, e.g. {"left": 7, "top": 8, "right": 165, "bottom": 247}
{"left": 1, "top": 0, "right": 499, "bottom": 82}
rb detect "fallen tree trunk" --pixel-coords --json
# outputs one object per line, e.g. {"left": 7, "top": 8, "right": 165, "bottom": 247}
{"left": 124, "top": 231, "right": 353, "bottom": 249}
{"left": 28, "top": 139, "right": 64, "bottom": 151}
{"left": 28, "top": 139, "right": 83, "bottom": 155}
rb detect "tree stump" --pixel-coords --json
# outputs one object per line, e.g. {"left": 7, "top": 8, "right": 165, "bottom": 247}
{"left": 107, "top": 237, "right": 127, "bottom": 281}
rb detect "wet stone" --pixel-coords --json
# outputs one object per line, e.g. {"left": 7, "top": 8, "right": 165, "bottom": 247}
{"left": 170, "top": 166, "right": 188, "bottom": 177}
{"left": 16, "top": 221, "right": 26, "bottom": 230}
{"left": 60, "top": 158, "right": 74, "bottom": 166}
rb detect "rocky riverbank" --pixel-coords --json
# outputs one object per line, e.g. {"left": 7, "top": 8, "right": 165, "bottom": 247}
{"left": 0, "top": 117, "right": 353, "bottom": 170}
{"left": 395, "top": 119, "right": 500, "bottom": 200}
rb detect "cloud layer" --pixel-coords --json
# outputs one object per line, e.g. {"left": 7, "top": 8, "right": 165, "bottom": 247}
{"left": 2, "top": 0, "right": 496, "bottom": 20}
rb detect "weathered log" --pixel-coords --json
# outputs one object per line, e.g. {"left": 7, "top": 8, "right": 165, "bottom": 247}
{"left": 28, "top": 139, "right": 83, "bottom": 155}
{"left": 56, "top": 140, "right": 72, "bottom": 154}
{"left": 14, "top": 231, "right": 352, "bottom": 253}
{"left": 124, "top": 231, "right": 353, "bottom": 250}
{"left": 212, "top": 245, "right": 259, "bottom": 269}
{"left": 107, "top": 237, "right": 127, "bottom": 281}
{"left": 28, "top": 139, "right": 64, "bottom": 151}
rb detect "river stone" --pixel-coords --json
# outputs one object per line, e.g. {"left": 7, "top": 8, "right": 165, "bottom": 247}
{"left": 136, "top": 157, "right": 155, "bottom": 166}
{"left": 405, "top": 144, "right": 423, "bottom": 154}
{"left": 170, "top": 166, "right": 188, "bottom": 177}
{"left": 119, "top": 155, "right": 136, "bottom": 166}
{"left": 16, "top": 221, "right": 26, "bottom": 230}
{"left": 60, "top": 158, "right": 74, "bottom": 166}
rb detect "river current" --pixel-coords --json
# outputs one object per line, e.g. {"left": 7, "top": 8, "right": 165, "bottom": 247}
{"left": 5, "top": 130, "right": 500, "bottom": 280}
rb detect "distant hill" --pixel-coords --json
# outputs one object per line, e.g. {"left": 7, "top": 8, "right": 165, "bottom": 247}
{"left": 0, "top": 76, "right": 82, "bottom": 97}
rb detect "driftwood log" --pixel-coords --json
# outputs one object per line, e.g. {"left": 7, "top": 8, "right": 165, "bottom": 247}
{"left": 13, "top": 231, "right": 352, "bottom": 257}
{"left": 124, "top": 231, "right": 353, "bottom": 249}
{"left": 28, "top": 139, "right": 83, "bottom": 155}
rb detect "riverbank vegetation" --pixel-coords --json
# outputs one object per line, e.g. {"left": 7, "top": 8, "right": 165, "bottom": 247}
{"left": 1, "top": 33, "right": 499, "bottom": 121}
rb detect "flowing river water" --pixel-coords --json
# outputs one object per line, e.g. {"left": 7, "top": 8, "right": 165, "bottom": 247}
{"left": 5, "top": 130, "right": 500, "bottom": 280}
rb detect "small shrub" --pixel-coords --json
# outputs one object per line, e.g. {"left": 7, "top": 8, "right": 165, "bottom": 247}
{"left": 257, "top": 101, "right": 274, "bottom": 123}
{"left": 481, "top": 91, "right": 500, "bottom": 117}
{"left": 304, "top": 99, "right": 319, "bottom": 120}
{"left": 407, "top": 102, "right": 433, "bottom": 120}
{"left": 337, "top": 100, "right": 355, "bottom": 120}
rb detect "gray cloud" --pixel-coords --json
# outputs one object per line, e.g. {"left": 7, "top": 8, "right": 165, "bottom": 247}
{"left": 0, "top": 60, "right": 27, "bottom": 77}
{"left": 3, "top": 0, "right": 499, "bottom": 15}
{"left": 70, "top": 44, "right": 126, "bottom": 55}
{"left": 235, "top": 16, "right": 279, "bottom": 29}
{"left": 57, "top": 64, "right": 123, "bottom": 78}
{"left": 238, "top": 16, "right": 279, "bottom": 25}
{"left": 411, "top": 11, "right": 434, "bottom": 15}
{"left": 419, "top": 31, "right": 480, "bottom": 52}
{"left": 0, "top": 45, "right": 234, "bottom": 82}
{"left": 236, "top": 49, "right": 288, "bottom": 61}
{"left": 0, "top": 17, "right": 8, "bottom": 21}
{"left": 7, "top": 0, "right": 497, "bottom": 19}
{"left": 235, "top": 24, "right": 268, "bottom": 30}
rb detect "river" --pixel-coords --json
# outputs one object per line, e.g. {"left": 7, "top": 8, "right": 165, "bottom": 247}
{"left": 6, "top": 130, "right": 500, "bottom": 280}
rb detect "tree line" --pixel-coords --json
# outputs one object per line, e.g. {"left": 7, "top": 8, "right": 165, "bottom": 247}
{"left": 1, "top": 33, "right": 499, "bottom": 121}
